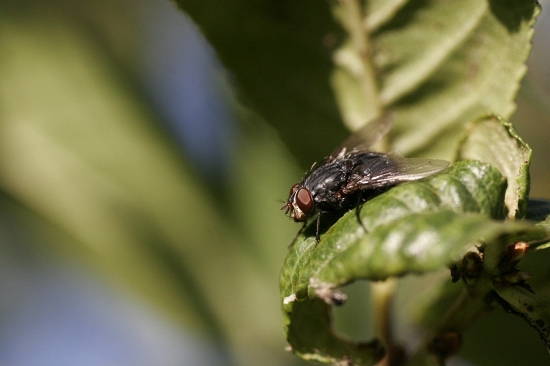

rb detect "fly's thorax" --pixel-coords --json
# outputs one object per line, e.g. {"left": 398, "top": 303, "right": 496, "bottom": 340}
{"left": 302, "top": 160, "right": 350, "bottom": 200}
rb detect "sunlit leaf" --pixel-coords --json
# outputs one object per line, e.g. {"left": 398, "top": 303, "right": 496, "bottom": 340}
{"left": 457, "top": 115, "right": 532, "bottom": 219}
{"left": 280, "top": 161, "right": 544, "bottom": 364}
{"left": 281, "top": 160, "right": 505, "bottom": 297}
{"left": 332, "top": 0, "right": 539, "bottom": 161}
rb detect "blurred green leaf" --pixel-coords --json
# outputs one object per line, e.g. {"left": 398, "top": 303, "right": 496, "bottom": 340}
{"left": 173, "top": 0, "right": 347, "bottom": 167}
{"left": 173, "top": 1, "right": 539, "bottom": 167}
{"left": 332, "top": 0, "right": 539, "bottom": 161}
{"left": 494, "top": 280, "right": 550, "bottom": 349}
{"left": 333, "top": 1, "right": 539, "bottom": 160}
{"left": 284, "top": 297, "right": 385, "bottom": 365}
{"left": 0, "top": 11, "right": 305, "bottom": 365}
{"left": 457, "top": 115, "right": 532, "bottom": 219}
{"left": 0, "top": 14, "right": 225, "bottom": 335}
{"left": 410, "top": 276, "right": 464, "bottom": 329}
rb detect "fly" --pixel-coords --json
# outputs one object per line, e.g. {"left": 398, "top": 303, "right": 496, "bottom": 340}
{"left": 281, "top": 115, "right": 450, "bottom": 246}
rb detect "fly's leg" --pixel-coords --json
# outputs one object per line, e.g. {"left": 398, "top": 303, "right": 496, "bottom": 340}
{"left": 288, "top": 211, "right": 328, "bottom": 249}
{"left": 315, "top": 212, "right": 322, "bottom": 245}
{"left": 354, "top": 189, "right": 384, "bottom": 233}
{"left": 314, "top": 211, "right": 333, "bottom": 247}
{"left": 355, "top": 205, "right": 367, "bottom": 232}
{"left": 355, "top": 193, "right": 367, "bottom": 233}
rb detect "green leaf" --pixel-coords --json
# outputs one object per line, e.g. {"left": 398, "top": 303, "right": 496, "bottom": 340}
{"left": 284, "top": 298, "right": 385, "bottom": 365}
{"left": 173, "top": 1, "right": 539, "bottom": 169}
{"left": 457, "top": 115, "right": 532, "bottom": 219}
{"left": 410, "top": 277, "right": 464, "bottom": 329}
{"left": 493, "top": 284, "right": 550, "bottom": 350}
{"left": 332, "top": 0, "right": 539, "bottom": 160}
{"left": 281, "top": 160, "right": 506, "bottom": 297}
{"left": 316, "top": 211, "right": 531, "bottom": 284}
{"left": 280, "top": 160, "right": 545, "bottom": 364}
{"left": 173, "top": 0, "right": 347, "bottom": 167}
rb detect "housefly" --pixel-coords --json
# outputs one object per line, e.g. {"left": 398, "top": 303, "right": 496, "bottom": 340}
{"left": 281, "top": 115, "right": 450, "bottom": 245}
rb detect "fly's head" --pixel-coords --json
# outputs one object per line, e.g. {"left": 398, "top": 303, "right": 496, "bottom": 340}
{"left": 281, "top": 183, "right": 314, "bottom": 222}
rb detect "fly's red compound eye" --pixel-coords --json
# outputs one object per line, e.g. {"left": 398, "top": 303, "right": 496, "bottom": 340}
{"left": 289, "top": 183, "right": 300, "bottom": 197}
{"left": 296, "top": 188, "right": 313, "bottom": 214}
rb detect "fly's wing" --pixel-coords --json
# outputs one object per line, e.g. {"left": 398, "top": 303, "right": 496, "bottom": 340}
{"left": 329, "top": 114, "right": 394, "bottom": 159}
{"left": 343, "top": 156, "right": 450, "bottom": 192}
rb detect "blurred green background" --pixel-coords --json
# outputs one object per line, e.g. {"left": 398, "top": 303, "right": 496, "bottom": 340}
{"left": 0, "top": 0, "right": 549, "bottom": 365}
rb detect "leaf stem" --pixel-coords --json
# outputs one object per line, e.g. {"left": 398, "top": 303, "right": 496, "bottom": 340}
{"left": 333, "top": 0, "right": 382, "bottom": 127}
{"left": 341, "top": 0, "right": 369, "bottom": 56}
{"left": 371, "top": 279, "right": 397, "bottom": 345}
